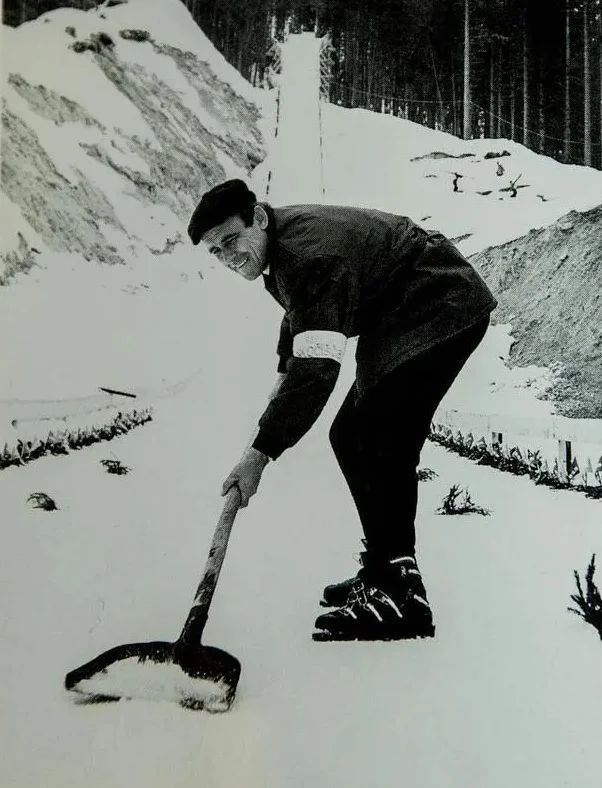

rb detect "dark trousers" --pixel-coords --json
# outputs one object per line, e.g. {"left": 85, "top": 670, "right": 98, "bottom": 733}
{"left": 329, "top": 317, "right": 489, "bottom": 559}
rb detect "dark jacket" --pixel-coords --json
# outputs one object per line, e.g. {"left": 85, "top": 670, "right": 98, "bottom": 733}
{"left": 252, "top": 204, "right": 497, "bottom": 460}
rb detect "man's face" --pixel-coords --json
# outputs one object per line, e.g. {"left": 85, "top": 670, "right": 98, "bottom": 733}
{"left": 201, "top": 207, "right": 268, "bottom": 281}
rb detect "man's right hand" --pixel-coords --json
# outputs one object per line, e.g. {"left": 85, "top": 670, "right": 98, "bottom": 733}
{"left": 221, "top": 446, "right": 270, "bottom": 508}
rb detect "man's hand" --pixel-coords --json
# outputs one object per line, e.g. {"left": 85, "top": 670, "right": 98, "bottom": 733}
{"left": 221, "top": 446, "right": 270, "bottom": 507}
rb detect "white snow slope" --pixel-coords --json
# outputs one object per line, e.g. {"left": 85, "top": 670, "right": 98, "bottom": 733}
{"left": 2, "top": 4, "right": 602, "bottom": 788}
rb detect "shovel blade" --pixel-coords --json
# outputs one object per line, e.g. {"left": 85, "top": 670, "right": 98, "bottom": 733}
{"left": 65, "top": 641, "right": 241, "bottom": 713}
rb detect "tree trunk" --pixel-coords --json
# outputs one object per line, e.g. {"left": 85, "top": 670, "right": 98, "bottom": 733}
{"left": 539, "top": 79, "right": 545, "bottom": 153}
{"left": 599, "top": 4, "right": 602, "bottom": 168}
{"left": 583, "top": 0, "right": 592, "bottom": 166}
{"left": 237, "top": 16, "right": 247, "bottom": 75}
{"left": 564, "top": 0, "right": 571, "bottom": 162}
{"left": 367, "top": 43, "right": 374, "bottom": 110}
{"left": 463, "top": 0, "right": 471, "bottom": 139}
{"left": 510, "top": 72, "right": 516, "bottom": 140}
{"left": 523, "top": 12, "right": 529, "bottom": 148}
{"left": 429, "top": 41, "right": 445, "bottom": 129}
{"left": 350, "top": 24, "right": 359, "bottom": 106}
{"left": 496, "top": 45, "right": 503, "bottom": 138}
{"left": 451, "top": 56, "right": 458, "bottom": 136}
{"left": 489, "top": 41, "right": 495, "bottom": 138}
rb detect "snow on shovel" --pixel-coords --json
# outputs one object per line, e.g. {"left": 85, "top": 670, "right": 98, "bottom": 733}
{"left": 65, "top": 487, "right": 242, "bottom": 713}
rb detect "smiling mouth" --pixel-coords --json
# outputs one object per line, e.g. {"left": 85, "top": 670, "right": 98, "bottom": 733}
{"left": 230, "top": 255, "right": 249, "bottom": 271}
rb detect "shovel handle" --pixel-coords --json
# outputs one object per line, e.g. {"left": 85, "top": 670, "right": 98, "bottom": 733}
{"left": 178, "top": 485, "right": 242, "bottom": 645}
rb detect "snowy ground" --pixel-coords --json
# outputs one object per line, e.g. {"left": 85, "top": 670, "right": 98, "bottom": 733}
{"left": 2, "top": 4, "right": 602, "bottom": 787}
{"left": 2, "top": 379, "right": 602, "bottom": 788}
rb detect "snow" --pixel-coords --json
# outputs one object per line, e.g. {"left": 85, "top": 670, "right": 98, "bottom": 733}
{"left": 322, "top": 104, "right": 602, "bottom": 255}
{"left": 267, "top": 33, "right": 324, "bottom": 203}
{"left": 5, "top": 19, "right": 159, "bottom": 148}
{"left": 0, "top": 192, "right": 44, "bottom": 254}
{"left": 70, "top": 656, "right": 233, "bottom": 712}
{"left": 2, "top": 8, "right": 602, "bottom": 788}
{"left": 3, "top": 389, "right": 602, "bottom": 787}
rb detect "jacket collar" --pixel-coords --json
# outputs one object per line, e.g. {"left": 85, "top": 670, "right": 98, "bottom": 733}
{"left": 261, "top": 202, "right": 278, "bottom": 277}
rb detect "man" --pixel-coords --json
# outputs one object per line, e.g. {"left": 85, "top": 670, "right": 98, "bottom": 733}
{"left": 188, "top": 179, "right": 497, "bottom": 642}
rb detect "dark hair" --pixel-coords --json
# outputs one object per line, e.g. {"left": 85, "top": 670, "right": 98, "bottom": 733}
{"left": 187, "top": 179, "right": 257, "bottom": 245}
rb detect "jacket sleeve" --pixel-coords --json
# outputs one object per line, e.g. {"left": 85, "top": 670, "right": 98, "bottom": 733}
{"left": 252, "top": 256, "right": 358, "bottom": 460}
{"left": 276, "top": 314, "right": 292, "bottom": 373}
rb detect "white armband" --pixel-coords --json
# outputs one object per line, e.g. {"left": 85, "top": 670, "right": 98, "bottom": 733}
{"left": 292, "top": 330, "right": 347, "bottom": 363}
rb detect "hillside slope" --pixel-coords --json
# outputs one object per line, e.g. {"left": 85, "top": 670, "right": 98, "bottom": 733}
{"left": 471, "top": 204, "right": 602, "bottom": 417}
{"left": 1, "top": 0, "right": 267, "bottom": 283}
{"left": 319, "top": 103, "right": 602, "bottom": 418}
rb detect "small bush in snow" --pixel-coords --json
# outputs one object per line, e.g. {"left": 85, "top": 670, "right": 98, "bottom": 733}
{"left": 70, "top": 32, "right": 115, "bottom": 54}
{"left": 119, "top": 29, "right": 151, "bottom": 42}
{"left": 100, "top": 459, "right": 131, "bottom": 475}
{"left": 70, "top": 40, "right": 96, "bottom": 53}
{"left": 588, "top": 459, "right": 602, "bottom": 498}
{"left": 484, "top": 150, "right": 511, "bottom": 159}
{"left": 568, "top": 555, "right": 602, "bottom": 641}
{"left": 417, "top": 467, "right": 438, "bottom": 481}
{"left": 27, "top": 492, "right": 58, "bottom": 511}
{"left": 584, "top": 486, "right": 602, "bottom": 500}
{"left": 437, "top": 485, "right": 490, "bottom": 516}
{"left": 90, "top": 32, "right": 115, "bottom": 50}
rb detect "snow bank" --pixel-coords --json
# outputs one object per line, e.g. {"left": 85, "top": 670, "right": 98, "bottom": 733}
{"left": 321, "top": 103, "right": 602, "bottom": 255}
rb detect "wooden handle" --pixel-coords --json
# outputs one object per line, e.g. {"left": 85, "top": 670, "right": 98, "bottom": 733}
{"left": 178, "top": 486, "right": 242, "bottom": 645}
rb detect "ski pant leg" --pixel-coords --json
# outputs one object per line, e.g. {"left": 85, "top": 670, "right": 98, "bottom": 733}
{"left": 329, "top": 317, "right": 490, "bottom": 558}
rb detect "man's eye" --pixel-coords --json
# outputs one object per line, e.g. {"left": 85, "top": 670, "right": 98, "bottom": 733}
{"left": 224, "top": 236, "right": 237, "bottom": 249}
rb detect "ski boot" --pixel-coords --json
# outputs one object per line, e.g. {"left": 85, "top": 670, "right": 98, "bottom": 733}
{"left": 313, "top": 555, "right": 435, "bottom": 642}
{"left": 320, "top": 540, "right": 368, "bottom": 607}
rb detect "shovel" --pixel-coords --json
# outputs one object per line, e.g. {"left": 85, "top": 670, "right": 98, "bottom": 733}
{"left": 65, "top": 486, "right": 242, "bottom": 712}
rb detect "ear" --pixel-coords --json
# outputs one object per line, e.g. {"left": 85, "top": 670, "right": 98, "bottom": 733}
{"left": 253, "top": 204, "right": 269, "bottom": 230}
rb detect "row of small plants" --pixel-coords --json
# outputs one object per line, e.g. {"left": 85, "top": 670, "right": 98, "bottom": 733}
{"left": 427, "top": 431, "right": 602, "bottom": 641}
{"left": 429, "top": 424, "right": 602, "bottom": 499}
{"left": 0, "top": 408, "right": 153, "bottom": 471}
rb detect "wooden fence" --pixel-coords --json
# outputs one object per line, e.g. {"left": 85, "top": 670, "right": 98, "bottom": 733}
{"left": 433, "top": 408, "right": 602, "bottom": 486}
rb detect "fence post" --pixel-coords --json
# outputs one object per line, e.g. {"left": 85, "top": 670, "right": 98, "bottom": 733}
{"left": 319, "top": 35, "right": 333, "bottom": 100}
{"left": 558, "top": 439, "right": 572, "bottom": 483}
